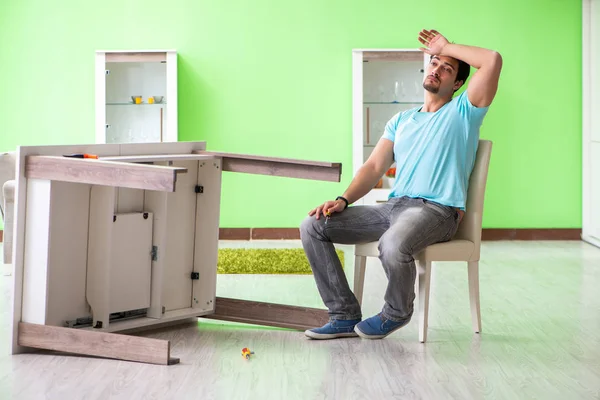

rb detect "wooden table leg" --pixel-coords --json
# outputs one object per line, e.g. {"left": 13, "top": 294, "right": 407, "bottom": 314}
{"left": 205, "top": 297, "right": 329, "bottom": 331}
{"left": 18, "top": 322, "right": 179, "bottom": 365}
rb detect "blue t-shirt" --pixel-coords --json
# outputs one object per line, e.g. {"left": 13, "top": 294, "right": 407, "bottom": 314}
{"left": 382, "top": 91, "right": 488, "bottom": 210}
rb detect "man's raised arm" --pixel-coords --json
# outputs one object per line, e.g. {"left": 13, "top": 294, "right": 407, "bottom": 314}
{"left": 418, "top": 29, "right": 503, "bottom": 107}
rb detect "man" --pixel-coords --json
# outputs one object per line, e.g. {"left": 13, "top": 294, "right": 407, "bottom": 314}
{"left": 300, "top": 29, "right": 502, "bottom": 340}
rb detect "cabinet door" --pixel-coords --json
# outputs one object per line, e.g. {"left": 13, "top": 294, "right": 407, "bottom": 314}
{"left": 105, "top": 61, "right": 167, "bottom": 144}
{"left": 109, "top": 212, "right": 153, "bottom": 314}
{"left": 591, "top": 143, "right": 600, "bottom": 240}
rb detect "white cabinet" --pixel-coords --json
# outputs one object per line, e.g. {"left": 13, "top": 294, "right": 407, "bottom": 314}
{"left": 95, "top": 50, "right": 178, "bottom": 144}
{"left": 352, "top": 49, "right": 428, "bottom": 205}
{"left": 583, "top": 0, "right": 600, "bottom": 247}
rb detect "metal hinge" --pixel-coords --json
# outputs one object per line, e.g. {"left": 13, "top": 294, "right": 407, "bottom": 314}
{"left": 191, "top": 272, "right": 199, "bottom": 280}
{"left": 151, "top": 246, "right": 158, "bottom": 261}
{"left": 195, "top": 185, "right": 204, "bottom": 194}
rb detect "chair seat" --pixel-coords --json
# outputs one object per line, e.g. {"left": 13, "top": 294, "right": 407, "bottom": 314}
{"left": 355, "top": 239, "right": 475, "bottom": 262}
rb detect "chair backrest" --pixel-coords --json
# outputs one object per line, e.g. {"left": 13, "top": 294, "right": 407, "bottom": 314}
{"left": 0, "top": 151, "right": 16, "bottom": 220}
{"left": 453, "top": 140, "right": 493, "bottom": 259}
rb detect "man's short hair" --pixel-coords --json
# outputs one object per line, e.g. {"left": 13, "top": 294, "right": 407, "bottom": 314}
{"left": 456, "top": 59, "right": 471, "bottom": 86}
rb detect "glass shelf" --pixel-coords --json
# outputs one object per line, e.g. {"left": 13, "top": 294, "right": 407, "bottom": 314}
{"left": 106, "top": 103, "right": 166, "bottom": 106}
{"left": 364, "top": 101, "right": 421, "bottom": 105}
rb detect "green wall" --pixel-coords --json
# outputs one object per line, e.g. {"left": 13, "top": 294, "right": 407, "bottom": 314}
{"left": 0, "top": 0, "right": 582, "bottom": 230}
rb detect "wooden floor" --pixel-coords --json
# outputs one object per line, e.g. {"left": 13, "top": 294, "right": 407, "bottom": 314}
{"left": 0, "top": 240, "right": 599, "bottom": 400}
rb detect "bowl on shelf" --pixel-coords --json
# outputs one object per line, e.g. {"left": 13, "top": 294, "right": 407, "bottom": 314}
{"left": 131, "top": 95, "right": 142, "bottom": 104}
{"left": 152, "top": 96, "right": 164, "bottom": 103}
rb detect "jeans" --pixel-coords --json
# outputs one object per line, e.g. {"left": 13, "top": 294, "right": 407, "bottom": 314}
{"left": 300, "top": 196, "right": 460, "bottom": 323}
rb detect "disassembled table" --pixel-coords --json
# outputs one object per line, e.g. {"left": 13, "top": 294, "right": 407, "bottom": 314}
{"left": 10, "top": 141, "right": 339, "bottom": 365}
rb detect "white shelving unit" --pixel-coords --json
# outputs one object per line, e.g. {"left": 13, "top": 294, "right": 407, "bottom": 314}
{"left": 583, "top": 0, "right": 600, "bottom": 247}
{"left": 352, "top": 49, "right": 428, "bottom": 205}
{"left": 95, "top": 50, "right": 178, "bottom": 144}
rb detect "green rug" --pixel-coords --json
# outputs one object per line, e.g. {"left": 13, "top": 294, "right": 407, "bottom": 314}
{"left": 217, "top": 248, "right": 345, "bottom": 274}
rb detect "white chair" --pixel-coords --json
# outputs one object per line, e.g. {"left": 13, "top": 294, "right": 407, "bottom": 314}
{"left": 0, "top": 151, "right": 16, "bottom": 264}
{"left": 353, "top": 140, "right": 493, "bottom": 343}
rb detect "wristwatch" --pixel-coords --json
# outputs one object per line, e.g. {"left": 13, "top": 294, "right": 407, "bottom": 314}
{"left": 336, "top": 196, "right": 349, "bottom": 210}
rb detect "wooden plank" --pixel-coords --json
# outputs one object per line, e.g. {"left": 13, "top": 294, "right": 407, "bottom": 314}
{"left": 193, "top": 151, "right": 341, "bottom": 182}
{"left": 100, "top": 154, "right": 214, "bottom": 163}
{"left": 205, "top": 297, "right": 329, "bottom": 331}
{"left": 106, "top": 52, "right": 166, "bottom": 63}
{"left": 363, "top": 51, "right": 424, "bottom": 62}
{"left": 193, "top": 150, "right": 340, "bottom": 168}
{"left": 18, "top": 322, "right": 178, "bottom": 365}
{"left": 221, "top": 157, "right": 341, "bottom": 182}
{"left": 117, "top": 141, "right": 207, "bottom": 157}
{"left": 25, "top": 156, "right": 187, "bottom": 192}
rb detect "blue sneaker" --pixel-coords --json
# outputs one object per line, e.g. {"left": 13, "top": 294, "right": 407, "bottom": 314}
{"left": 304, "top": 319, "right": 361, "bottom": 339}
{"left": 354, "top": 313, "right": 410, "bottom": 339}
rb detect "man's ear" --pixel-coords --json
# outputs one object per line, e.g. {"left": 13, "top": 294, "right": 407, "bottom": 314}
{"left": 453, "top": 79, "right": 464, "bottom": 91}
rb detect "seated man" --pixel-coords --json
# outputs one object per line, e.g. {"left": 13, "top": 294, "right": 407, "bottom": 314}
{"left": 300, "top": 29, "right": 502, "bottom": 340}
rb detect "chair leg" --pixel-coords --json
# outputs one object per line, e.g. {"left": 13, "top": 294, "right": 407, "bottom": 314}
{"left": 353, "top": 255, "right": 367, "bottom": 306}
{"left": 416, "top": 260, "right": 431, "bottom": 343}
{"left": 468, "top": 261, "right": 481, "bottom": 333}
